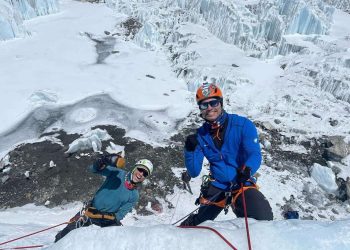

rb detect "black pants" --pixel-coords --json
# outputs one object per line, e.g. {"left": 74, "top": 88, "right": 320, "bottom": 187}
{"left": 180, "top": 184, "right": 273, "bottom": 226}
{"left": 54, "top": 212, "right": 120, "bottom": 242}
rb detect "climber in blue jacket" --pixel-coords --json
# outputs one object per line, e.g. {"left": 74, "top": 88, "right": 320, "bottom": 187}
{"left": 55, "top": 155, "right": 153, "bottom": 242}
{"left": 181, "top": 83, "right": 273, "bottom": 226}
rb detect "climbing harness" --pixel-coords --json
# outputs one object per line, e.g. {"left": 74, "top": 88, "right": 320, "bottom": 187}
{"left": 231, "top": 184, "right": 259, "bottom": 207}
{"left": 196, "top": 175, "right": 259, "bottom": 215}
{"left": 84, "top": 207, "right": 115, "bottom": 221}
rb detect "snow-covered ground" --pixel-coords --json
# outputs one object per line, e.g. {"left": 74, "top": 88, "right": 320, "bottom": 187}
{"left": 1, "top": 0, "right": 350, "bottom": 249}
{"left": 1, "top": 200, "right": 350, "bottom": 250}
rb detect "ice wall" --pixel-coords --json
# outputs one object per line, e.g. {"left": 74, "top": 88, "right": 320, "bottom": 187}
{"left": 106, "top": 0, "right": 334, "bottom": 57}
{"left": 104, "top": 0, "right": 350, "bottom": 105}
{"left": 0, "top": 0, "right": 59, "bottom": 40}
{"left": 10, "top": 0, "right": 59, "bottom": 20}
{"left": 0, "top": 0, "right": 25, "bottom": 40}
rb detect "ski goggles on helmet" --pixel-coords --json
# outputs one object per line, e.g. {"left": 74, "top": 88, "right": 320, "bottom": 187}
{"left": 198, "top": 99, "right": 220, "bottom": 110}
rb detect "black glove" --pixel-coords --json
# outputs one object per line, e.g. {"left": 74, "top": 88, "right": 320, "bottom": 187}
{"left": 185, "top": 134, "right": 198, "bottom": 151}
{"left": 236, "top": 166, "right": 251, "bottom": 184}
{"left": 94, "top": 154, "right": 124, "bottom": 170}
{"left": 181, "top": 171, "right": 191, "bottom": 183}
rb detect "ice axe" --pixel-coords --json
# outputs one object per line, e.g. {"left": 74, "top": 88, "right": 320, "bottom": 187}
{"left": 181, "top": 171, "right": 193, "bottom": 195}
{"left": 183, "top": 181, "right": 193, "bottom": 194}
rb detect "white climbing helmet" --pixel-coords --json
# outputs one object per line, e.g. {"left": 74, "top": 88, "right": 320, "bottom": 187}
{"left": 133, "top": 159, "right": 153, "bottom": 176}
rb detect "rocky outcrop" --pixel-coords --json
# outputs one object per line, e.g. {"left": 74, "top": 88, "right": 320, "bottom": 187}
{"left": 0, "top": 125, "right": 185, "bottom": 216}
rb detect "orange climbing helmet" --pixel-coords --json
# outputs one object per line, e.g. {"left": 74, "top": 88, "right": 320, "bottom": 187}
{"left": 196, "top": 83, "right": 223, "bottom": 104}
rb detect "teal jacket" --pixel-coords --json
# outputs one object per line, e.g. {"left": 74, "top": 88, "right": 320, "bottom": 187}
{"left": 90, "top": 165, "right": 139, "bottom": 221}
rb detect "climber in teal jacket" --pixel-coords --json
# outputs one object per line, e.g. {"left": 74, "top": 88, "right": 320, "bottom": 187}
{"left": 90, "top": 163, "right": 139, "bottom": 221}
{"left": 181, "top": 83, "right": 273, "bottom": 226}
{"left": 55, "top": 156, "right": 154, "bottom": 242}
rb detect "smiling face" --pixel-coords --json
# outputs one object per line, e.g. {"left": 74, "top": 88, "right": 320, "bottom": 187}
{"left": 199, "top": 98, "right": 223, "bottom": 122}
{"left": 131, "top": 167, "right": 149, "bottom": 183}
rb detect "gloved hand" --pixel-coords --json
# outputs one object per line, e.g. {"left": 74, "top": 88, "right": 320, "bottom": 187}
{"left": 236, "top": 166, "right": 251, "bottom": 184}
{"left": 94, "top": 154, "right": 125, "bottom": 170}
{"left": 113, "top": 154, "right": 126, "bottom": 168}
{"left": 181, "top": 171, "right": 191, "bottom": 183}
{"left": 185, "top": 134, "right": 198, "bottom": 151}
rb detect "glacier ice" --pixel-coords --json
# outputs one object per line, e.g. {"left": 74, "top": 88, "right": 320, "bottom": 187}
{"left": 0, "top": 0, "right": 25, "bottom": 40}
{"left": 104, "top": 0, "right": 350, "bottom": 106}
{"left": 311, "top": 163, "right": 338, "bottom": 194}
{"left": 66, "top": 128, "right": 112, "bottom": 154}
{"left": 0, "top": 0, "right": 59, "bottom": 40}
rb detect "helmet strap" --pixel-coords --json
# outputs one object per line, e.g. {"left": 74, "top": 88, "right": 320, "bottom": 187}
{"left": 125, "top": 172, "right": 140, "bottom": 190}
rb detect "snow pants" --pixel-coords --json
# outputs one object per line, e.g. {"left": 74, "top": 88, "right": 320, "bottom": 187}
{"left": 180, "top": 183, "right": 273, "bottom": 226}
{"left": 54, "top": 212, "right": 120, "bottom": 242}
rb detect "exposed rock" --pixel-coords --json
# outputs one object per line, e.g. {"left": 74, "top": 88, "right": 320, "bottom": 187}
{"left": 146, "top": 74, "right": 156, "bottom": 79}
{"left": 260, "top": 121, "right": 275, "bottom": 131}
{"left": 262, "top": 139, "right": 272, "bottom": 150}
{"left": 336, "top": 177, "right": 348, "bottom": 202}
{"left": 323, "top": 136, "right": 350, "bottom": 161}
{"left": 311, "top": 113, "right": 321, "bottom": 119}
{"left": 274, "top": 119, "right": 281, "bottom": 124}
{"left": 121, "top": 17, "right": 142, "bottom": 38}
{"left": 329, "top": 118, "right": 338, "bottom": 127}
{"left": 0, "top": 125, "right": 185, "bottom": 214}
{"left": 1, "top": 175, "right": 9, "bottom": 184}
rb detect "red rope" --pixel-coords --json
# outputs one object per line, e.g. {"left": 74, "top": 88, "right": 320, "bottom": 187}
{"left": 178, "top": 225, "right": 238, "bottom": 250}
{"left": 241, "top": 183, "right": 252, "bottom": 250}
{"left": 0, "top": 244, "right": 44, "bottom": 250}
{"left": 0, "top": 222, "right": 68, "bottom": 247}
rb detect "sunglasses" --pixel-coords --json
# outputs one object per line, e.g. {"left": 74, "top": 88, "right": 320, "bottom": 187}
{"left": 137, "top": 168, "right": 149, "bottom": 177}
{"left": 199, "top": 99, "right": 220, "bottom": 110}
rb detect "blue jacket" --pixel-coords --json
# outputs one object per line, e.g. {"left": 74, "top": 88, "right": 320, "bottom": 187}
{"left": 184, "top": 113, "right": 262, "bottom": 190}
{"left": 90, "top": 165, "right": 139, "bottom": 221}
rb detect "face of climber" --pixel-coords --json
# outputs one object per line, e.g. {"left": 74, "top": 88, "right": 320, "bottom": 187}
{"left": 132, "top": 167, "right": 149, "bottom": 183}
{"left": 199, "top": 98, "right": 222, "bottom": 122}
